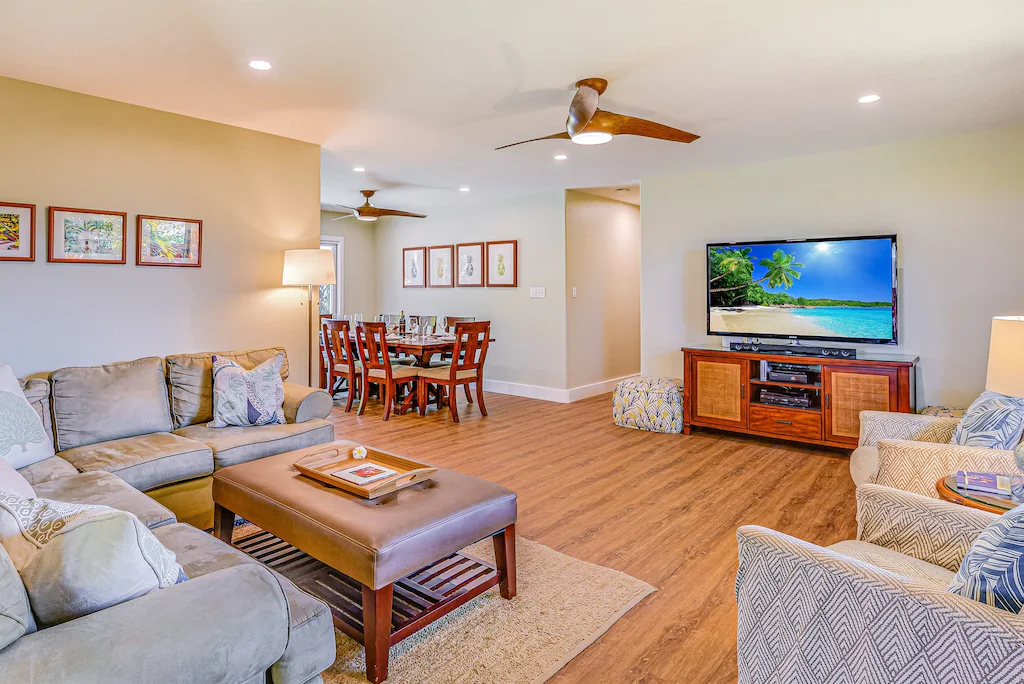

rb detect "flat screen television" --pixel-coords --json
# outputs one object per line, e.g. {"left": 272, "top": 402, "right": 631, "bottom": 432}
{"left": 706, "top": 235, "right": 898, "bottom": 345}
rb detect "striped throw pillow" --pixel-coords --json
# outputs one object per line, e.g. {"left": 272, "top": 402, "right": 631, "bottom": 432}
{"left": 951, "top": 390, "right": 1024, "bottom": 450}
{"left": 949, "top": 503, "right": 1024, "bottom": 612}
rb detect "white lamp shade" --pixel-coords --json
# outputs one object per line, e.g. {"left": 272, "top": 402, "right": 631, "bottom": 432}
{"left": 282, "top": 249, "right": 336, "bottom": 286}
{"left": 985, "top": 316, "right": 1024, "bottom": 397}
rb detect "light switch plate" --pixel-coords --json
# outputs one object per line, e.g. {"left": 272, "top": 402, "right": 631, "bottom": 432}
{"left": 530, "top": 287, "right": 546, "bottom": 298}
{"left": 572, "top": 287, "right": 577, "bottom": 298}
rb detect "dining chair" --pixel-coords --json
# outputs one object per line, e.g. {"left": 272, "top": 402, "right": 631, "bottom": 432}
{"left": 354, "top": 322, "right": 421, "bottom": 421}
{"left": 417, "top": 321, "right": 490, "bottom": 423}
{"left": 322, "top": 319, "right": 362, "bottom": 412}
{"left": 440, "top": 317, "right": 478, "bottom": 393}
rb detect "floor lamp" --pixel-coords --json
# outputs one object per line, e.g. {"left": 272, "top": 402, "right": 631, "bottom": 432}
{"left": 283, "top": 249, "right": 337, "bottom": 387}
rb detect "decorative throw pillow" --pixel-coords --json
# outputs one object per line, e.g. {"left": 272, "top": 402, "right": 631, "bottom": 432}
{"left": 0, "top": 495, "right": 186, "bottom": 627}
{"left": 951, "top": 390, "right": 1024, "bottom": 450}
{"left": 0, "top": 457, "right": 35, "bottom": 500}
{"left": 0, "top": 542, "right": 33, "bottom": 649}
{"left": 949, "top": 503, "right": 1024, "bottom": 612}
{"left": 208, "top": 353, "right": 286, "bottom": 428}
{"left": 0, "top": 365, "right": 55, "bottom": 469}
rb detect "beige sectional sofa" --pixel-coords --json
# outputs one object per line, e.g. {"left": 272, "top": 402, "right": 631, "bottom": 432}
{"left": 17, "top": 347, "right": 334, "bottom": 528}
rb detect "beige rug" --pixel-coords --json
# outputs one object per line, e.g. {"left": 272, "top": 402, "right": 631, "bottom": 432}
{"left": 235, "top": 526, "right": 653, "bottom": 683}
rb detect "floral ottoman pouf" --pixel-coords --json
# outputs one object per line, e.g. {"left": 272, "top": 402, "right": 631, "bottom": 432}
{"left": 613, "top": 377, "right": 683, "bottom": 434}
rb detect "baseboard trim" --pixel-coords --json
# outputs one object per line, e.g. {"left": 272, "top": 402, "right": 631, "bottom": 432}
{"left": 483, "top": 374, "right": 639, "bottom": 404}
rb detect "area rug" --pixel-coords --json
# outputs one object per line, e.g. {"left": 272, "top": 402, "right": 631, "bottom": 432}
{"left": 233, "top": 526, "right": 654, "bottom": 683}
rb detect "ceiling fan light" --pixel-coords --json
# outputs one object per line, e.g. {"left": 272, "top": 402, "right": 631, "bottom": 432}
{"left": 571, "top": 131, "right": 613, "bottom": 146}
{"left": 356, "top": 215, "right": 377, "bottom": 222}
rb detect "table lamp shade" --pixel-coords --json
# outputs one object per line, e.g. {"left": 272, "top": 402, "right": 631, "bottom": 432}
{"left": 986, "top": 316, "right": 1024, "bottom": 398}
{"left": 282, "top": 249, "right": 336, "bottom": 286}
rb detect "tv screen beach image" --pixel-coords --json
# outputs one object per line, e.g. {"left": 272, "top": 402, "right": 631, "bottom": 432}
{"left": 708, "top": 238, "right": 895, "bottom": 341}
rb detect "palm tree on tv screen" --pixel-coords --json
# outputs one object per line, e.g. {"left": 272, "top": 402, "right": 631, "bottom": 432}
{"left": 711, "top": 248, "right": 803, "bottom": 294}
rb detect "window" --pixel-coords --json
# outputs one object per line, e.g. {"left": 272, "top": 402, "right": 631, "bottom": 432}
{"left": 318, "top": 237, "right": 344, "bottom": 316}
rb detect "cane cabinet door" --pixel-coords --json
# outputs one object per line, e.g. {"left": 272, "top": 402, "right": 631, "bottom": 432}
{"left": 823, "top": 366, "right": 898, "bottom": 445}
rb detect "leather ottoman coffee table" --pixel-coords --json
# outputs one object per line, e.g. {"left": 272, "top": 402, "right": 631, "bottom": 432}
{"left": 212, "top": 441, "right": 517, "bottom": 683}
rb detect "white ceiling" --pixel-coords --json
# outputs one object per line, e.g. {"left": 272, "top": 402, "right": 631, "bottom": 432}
{"left": 2, "top": 1, "right": 1022, "bottom": 211}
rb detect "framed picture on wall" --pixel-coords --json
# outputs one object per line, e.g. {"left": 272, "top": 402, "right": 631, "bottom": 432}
{"left": 485, "top": 240, "right": 517, "bottom": 287}
{"left": 427, "top": 245, "right": 454, "bottom": 288}
{"left": 48, "top": 207, "right": 127, "bottom": 264}
{"left": 0, "top": 202, "right": 36, "bottom": 262}
{"left": 403, "top": 247, "right": 426, "bottom": 288}
{"left": 137, "top": 215, "right": 203, "bottom": 267}
{"left": 456, "top": 242, "right": 484, "bottom": 287}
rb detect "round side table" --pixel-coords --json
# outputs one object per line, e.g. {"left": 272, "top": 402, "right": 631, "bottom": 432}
{"left": 936, "top": 476, "right": 1016, "bottom": 514}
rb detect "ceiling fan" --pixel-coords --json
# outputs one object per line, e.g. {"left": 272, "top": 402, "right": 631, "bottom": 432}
{"left": 330, "top": 190, "right": 426, "bottom": 222}
{"left": 496, "top": 78, "right": 699, "bottom": 150}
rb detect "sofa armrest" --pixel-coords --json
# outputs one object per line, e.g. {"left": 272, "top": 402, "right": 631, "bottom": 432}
{"left": 873, "top": 438, "right": 1017, "bottom": 497}
{"left": 858, "top": 410, "right": 959, "bottom": 447}
{"left": 856, "top": 483, "right": 997, "bottom": 571}
{"left": 0, "top": 564, "right": 290, "bottom": 684}
{"left": 282, "top": 382, "right": 333, "bottom": 423}
{"left": 735, "top": 525, "right": 1024, "bottom": 683}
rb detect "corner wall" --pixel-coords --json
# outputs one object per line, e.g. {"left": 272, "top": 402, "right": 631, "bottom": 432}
{"left": 640, "top": 124, "right": 1024, "bottom": 407}
{"left": 0, "top": 77, "right": 321, "bottom": 379}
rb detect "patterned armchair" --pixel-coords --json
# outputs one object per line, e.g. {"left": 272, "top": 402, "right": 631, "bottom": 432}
{"left": 849, "top": 411, "right": 1018, "bottom": 497}
{"left": 736, "top": 484, "right": 1024, "bottom": 683}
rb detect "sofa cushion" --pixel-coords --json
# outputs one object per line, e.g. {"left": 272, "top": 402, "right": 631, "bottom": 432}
{"left": 166, "top": 347, "right": 290, "bottom": 429}
{"left": 58, "top": 432, "right": 214, "bottom": 492}
{"left": 153, "top": 523, "right": 336, "bottom": 684}
{"left": 174, "top": 419, "right": 334, "bottom": 469}
{"left": 209, "top": 354, "right": 286, "bottom": 428}
{"left": 18, "top": 377, "right": 54, "bottom": 448}
{"left": 1, "top": 365, "right": 56, "bottom": 469}
{"left": 829, "top": 540, "right": 955, "bottom": 587}
{"left": 51, "top": 357, "right": 173, "bottom": 451}
{"left": 17, "top": 455, "right": 79, "bottom": 486}
{"left": 33, "top": 471, "right": 176, "bottom": 529}
{"left": 0, "top": 542, "right": 33, "bottom": 649}
{"left": 0, "top": 497, "right": 185, "bottom": 627}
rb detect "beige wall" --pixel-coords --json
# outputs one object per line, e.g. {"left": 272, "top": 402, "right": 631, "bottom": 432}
{"left": 319, "top": 211, "right": 378, "bottom": 316}
{"left": 374, "top": 192, "right": 569, "bottom": 390}
{"left": 565, "top": 191, "right": 641, "bottom": 388}
{"left": 640, "top": 124, "right": 1024, "bottom": 407}
{"left": 0, "top": 78, "right": 321, "bottom": 380}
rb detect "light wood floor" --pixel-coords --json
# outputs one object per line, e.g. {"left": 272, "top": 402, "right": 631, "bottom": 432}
{"left": 328, "top": 391, "right": 858, "bottom": 683}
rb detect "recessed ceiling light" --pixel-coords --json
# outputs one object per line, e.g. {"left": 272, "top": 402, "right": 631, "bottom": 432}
{"left": 352, "top": 167, "right": 366, "bottom": 173}
{"left": 248, "top": 60, "right": 272, "bottom": 71}
{"left": 571, "top": 131, "right": 613, "bottom": 146}
{"left": 553, "top": 154, "right": 568, "bottom": 160}
{"left": 858, "top": 94, "right": 881, "bottom": 104}
{"left": 459, "top": 187, "right": 470, "bottom": 192}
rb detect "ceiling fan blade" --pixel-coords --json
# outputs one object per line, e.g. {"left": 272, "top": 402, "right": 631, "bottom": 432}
{"left": 331, "top": 213, "right": 358, "bottom": 221}
{"left": 495, "top": 131, "right": 571, "bottom": 150}
{"left": 377, "top": 208, "right": 427, "bottom": 219}
{"left": 588, "top": 110, "right": 700, "bottom": 143}
{"left": 566, "top": 84, "right": 600, "bottom": 138}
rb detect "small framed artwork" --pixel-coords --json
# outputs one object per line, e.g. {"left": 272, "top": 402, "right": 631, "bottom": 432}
{"left": 48, "top": 207, "right": 127, "bottom": 264}
{"left": 456, "top": 242, "right": 485, "bottom": 287}
{"left": 403, "top": 247, "right": 426, "bottom": 288}
{"left": 0, "top": 202, "right": 36, "bottom": 262}
{"left": 427, "top": 245, "right": 454, "bottom": 288}
{"left": 137, "top": 215, "right": 202, "bottom": 267}
{"left": 485, "top": 240, "right": 518, "bottom": 287}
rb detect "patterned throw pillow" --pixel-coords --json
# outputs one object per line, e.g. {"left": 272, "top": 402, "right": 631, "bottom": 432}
{"left": 951, "top": 390, "right": 1024, "bottom": 450}
{"left": 949, "top": 503, "right": 1024, "bottom": 612}
{"left": 208, "top": 353, "right": 286, "bottom": 428}
{"left": 0, "top": 494, "right": 186, "bottom": 626}
{"left": 0, "top": 365, "right": 55, "bottom": 469}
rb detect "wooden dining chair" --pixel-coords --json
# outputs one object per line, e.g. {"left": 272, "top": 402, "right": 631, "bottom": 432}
{"left": 322, "top": 319, "right": 362, "bottom": 412}
{"left": 417, "top": 321, "right": 490, "bottom": 423}
{"left": 440, "top": 317, "right": 478, "bottom": 397}
{"left": 354, "top": 322, "right": 421, "bottom": 421}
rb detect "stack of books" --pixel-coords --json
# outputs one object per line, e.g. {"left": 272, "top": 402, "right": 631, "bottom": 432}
{"left": 955, "top": 471, "right": 1012, "bottom": 497}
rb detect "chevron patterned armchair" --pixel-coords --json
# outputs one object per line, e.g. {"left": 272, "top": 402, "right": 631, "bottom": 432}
{"left": 849, "top": 410, "right": 1019, "bottom": 496}
{"left": 736, "top": 484, "right": 1024, "bottom": 683}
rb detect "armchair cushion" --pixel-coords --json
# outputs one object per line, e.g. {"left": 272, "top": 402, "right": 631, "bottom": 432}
{"left": 952, "top": 390, "right": 1024, "bottom": 450}
{"left": 873, "top": 438, "right": 1016, "bottom": 498}
{"left": 828, "top": 540, "right": 955, "bottom": 586}
{"left": 950, "top": 503, "right": 1024, "bottom": 612}
{"left": 858, "top": 410, "right": 959, "bottom": 447}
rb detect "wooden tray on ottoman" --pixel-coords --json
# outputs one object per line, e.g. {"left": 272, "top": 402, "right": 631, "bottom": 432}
{"left": 293, "top": 440, "right": 437, "bottom": 499}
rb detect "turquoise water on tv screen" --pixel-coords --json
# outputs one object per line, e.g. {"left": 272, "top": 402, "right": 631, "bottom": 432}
{"left": 793, "top": 306, "right": 894, "bottom": 340}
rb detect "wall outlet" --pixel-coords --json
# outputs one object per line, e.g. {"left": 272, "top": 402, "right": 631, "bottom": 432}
{"left": 530, "top": 287, "right": 546, "bottom": 298}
